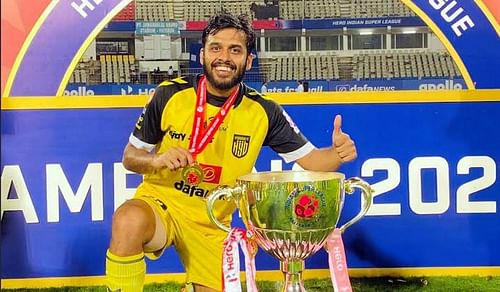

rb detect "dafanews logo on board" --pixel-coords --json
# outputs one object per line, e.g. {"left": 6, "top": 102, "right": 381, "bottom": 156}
{"left": 335, "top": 84, "right": 396, "bottom": 91}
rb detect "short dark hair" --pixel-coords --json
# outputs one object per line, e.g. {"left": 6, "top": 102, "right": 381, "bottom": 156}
{"left": 202, "top": 11, "right": 256, "bottom": 55}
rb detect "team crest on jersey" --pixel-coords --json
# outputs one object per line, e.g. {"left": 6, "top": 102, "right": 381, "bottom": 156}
{"left": 232, "top": 134, "right": 250, "bottom": 158}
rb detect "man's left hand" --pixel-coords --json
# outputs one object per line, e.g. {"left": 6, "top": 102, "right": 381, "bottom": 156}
{"left": 332, "top": 114, "right": 357, "bottom": 163}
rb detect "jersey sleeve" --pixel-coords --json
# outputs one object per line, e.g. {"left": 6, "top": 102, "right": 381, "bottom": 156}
{"left": 130, "top": 86, "right": 171, "bottom": 152}
{"left": 263, "top": 100, "right": 316, "bottom": 163}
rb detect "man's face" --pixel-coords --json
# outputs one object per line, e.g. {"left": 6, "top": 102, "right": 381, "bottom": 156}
{"left": 201, "top": 27, "right": 253, "bottom": 94}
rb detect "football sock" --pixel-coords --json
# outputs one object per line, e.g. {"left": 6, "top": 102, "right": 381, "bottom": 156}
{"left": 105, "top": 249, "right": 146, "bottom": 292}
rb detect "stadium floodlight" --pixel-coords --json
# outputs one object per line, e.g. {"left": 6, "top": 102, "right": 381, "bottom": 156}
{"left": 359, "top": 30, "right": 373, "bottom": 35}
{"left": 402, "top": 29, "right": 418, "bottom": 34}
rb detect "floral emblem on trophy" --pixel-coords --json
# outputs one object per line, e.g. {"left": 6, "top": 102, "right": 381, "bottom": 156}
{"left": 294, "top": 193, "right": 320, "bottom": 219}
{"left": 286, "top": 185, "right": 325, "bottom": 227}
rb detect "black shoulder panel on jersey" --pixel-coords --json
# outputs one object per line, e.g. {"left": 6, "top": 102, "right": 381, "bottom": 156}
{"left": 243, "top": 87, "right": 308, "bottom": 154}
{"left": 132, "top": 77, "right": 195, "bottom": 145}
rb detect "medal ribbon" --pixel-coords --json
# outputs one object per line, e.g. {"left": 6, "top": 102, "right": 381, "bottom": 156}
{"left": 189, "top": 75, "right": 240, "bottom": 159}
{"left": 222, "top": 227, "right": 258, "bottom": 292}
{"left": 326, "top": 228, "right": 353, "bottom": 292}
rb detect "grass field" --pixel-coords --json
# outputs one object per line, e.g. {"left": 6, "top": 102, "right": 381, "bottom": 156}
{"left": 3, "top": 276, "right": 500, "bottom": 292}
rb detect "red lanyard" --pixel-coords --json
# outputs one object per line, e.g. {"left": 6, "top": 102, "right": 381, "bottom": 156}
{"left": 188, "top": 76, "right": 240, "bottom": 159}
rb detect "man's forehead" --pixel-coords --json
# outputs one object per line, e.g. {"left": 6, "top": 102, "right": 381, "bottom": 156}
{"left": 206, "top": 28, "right": 246, "bottom": 44}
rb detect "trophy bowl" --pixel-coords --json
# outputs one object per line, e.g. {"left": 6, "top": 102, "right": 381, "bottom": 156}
{"left": 207, "top": 171, "right": 372, "bottom": 292}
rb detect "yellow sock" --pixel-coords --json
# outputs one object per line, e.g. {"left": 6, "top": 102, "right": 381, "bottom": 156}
{"left": 105, "top": 249, "right": 146, "bottom": 292}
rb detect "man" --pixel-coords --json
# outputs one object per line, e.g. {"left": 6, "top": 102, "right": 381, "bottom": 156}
{"left": 296, "top": 80, "right": 304, "bottom": 92}
{"left": 106, "top": 11, "right": 357, "bottom": 292}
{"left": 167, "top": 65, "right": 174, "bottom": 80}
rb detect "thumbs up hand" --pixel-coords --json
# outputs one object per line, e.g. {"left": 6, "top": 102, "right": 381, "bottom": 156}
{"left": 332, "top": 115, "right": 357, "bottom": 163}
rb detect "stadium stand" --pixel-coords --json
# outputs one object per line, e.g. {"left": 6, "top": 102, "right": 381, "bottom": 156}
{"left": 71, "top": 55, "right": 137, "bottom": 84}
{"left": 130, "top": 0, "right": 415, "bottom": 21}
{"left": 113, "top": 2, "right": 136, "bottom": 21}
{"left": 261, "top": 50, "right": 460, "bottom": 82}
{"left": 349, "top": 0, "right": 415, "bottom": 18}
{"left": 136, "top": 0, "right": 174, "bottom": 21}
{"left": 68, "top": 1, "right": 460, "bottom": 86}
{"left": 351, "top": 50, "right": 460, "bottom": 80}
{"left": 266, "top": 53, "right": 340, "bottom": 81}
{"left": 72, "top": 50, "right": 460, "bottom": 84}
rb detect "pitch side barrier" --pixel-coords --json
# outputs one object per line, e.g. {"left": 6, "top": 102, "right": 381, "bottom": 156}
{"left": 2, "top": 90, "right": 500, "bottom": 288}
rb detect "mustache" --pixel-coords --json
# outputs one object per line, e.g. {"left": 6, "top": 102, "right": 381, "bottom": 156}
{"left": 211, "top": 61, "right": 236, "bottom": 70}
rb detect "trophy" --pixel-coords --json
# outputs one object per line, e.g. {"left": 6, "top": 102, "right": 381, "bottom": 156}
{"left": 207, "top": 171, "right": 373, "bottom": 292}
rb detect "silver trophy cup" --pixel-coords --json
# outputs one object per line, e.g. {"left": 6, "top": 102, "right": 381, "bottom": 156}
{"left": 207, "top": 171, "right": 373, "bottom": 292}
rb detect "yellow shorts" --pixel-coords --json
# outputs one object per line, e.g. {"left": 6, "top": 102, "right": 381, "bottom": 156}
{"left": 136, "top": 194, "right": 226, "bottom": 291}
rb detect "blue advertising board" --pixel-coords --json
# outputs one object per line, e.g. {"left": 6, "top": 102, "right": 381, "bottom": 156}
{"left": 303, "top": 17, "right": 426, "bottom": 29}
{"left": 2, "top": 91, "right": 500, "bottom": 285}
{"left": 64, "top": 84, "right": 157, "bottom": 96}
{"left": 65, "top": 79, "right": 466, "bottom": 96}
{"left": 247, "top": 79, "right": 465, "bottom": 93}
{"left": 104, "top": 21, "right": 135, "bottom": 32}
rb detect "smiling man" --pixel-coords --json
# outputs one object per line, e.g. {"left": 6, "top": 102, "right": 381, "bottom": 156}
{"left": 105, "top": 11, "right": 357, "bottom": 292}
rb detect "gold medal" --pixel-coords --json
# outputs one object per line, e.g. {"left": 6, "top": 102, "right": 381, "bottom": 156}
{"left": 182, "top": 163, "right": 204, "bottom": 186}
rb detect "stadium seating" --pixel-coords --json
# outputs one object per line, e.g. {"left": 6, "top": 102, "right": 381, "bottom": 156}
{"left": 261, "top": 50, "right": 460, "bottom": 82}
{"left": 126, "top": 0, "right": 414, "bottom": 21}
{"left": 349, "top": 0, "right": 415, "bottom": 18}
{"left": 136, "top": 0, "right": 174, "bottom": 21}
{"left": 113, "top": 2, "right": 136, "bottom": 21}
{"left": 71, "top": 55, "right": 137, "bottom": 84}
{"left": 267, "top": 53, "right": 341, "bottom": 81}
{"left": 351, "top": 50, "right": 460, "bottom": 80}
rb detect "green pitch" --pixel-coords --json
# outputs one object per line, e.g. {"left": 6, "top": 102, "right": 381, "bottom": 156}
{"left": 2, "top": 276, "right": 500, "bottom": 292}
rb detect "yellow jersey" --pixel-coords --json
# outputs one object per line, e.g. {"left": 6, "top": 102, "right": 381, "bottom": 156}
{"left": 129, "top": 75, "right": 315, "bottom": 224}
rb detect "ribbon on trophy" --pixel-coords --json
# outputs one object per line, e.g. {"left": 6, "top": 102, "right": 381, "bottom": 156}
{"left": 326, "top": 228, "right": 353, "bottom": 292}
{"left": 222, "top": 227, "right": 258, "bottom": 292}
{"left": 183, "top": 76, "right": 240, "bottom": 185}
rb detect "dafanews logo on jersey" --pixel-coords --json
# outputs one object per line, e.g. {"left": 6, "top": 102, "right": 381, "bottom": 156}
{"left": 174, "top": 180, "right": 210, "bottom": 198}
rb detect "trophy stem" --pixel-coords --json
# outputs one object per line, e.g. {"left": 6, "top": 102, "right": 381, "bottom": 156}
{"left": 280, "top": 260, "right": 306, "bottom": 292}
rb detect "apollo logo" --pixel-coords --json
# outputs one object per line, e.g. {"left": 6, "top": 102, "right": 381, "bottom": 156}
{"left": 418, "top": 80, "right": 463, "bottom": 90}
{"left": 64, "top": 86, "right": 95, "bottom": 96}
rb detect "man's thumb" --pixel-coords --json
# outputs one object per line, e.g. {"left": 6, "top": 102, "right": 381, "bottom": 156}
{"left": 334, "top": 115, "right": 342, "bottom": 135}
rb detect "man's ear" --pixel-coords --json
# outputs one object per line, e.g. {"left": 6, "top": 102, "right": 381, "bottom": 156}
{"left": 245, "top": 53, "right": 254, "bottom": 71}
{"left": 200, "top": 48, "right": 204, "bottom": 65}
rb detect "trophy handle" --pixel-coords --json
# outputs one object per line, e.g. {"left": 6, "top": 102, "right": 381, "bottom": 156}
{"left": 206, "top": 185, "right": 242, "bottom": 233}
{"left": 338, "top": 177, "right": 373, "bottom": 233}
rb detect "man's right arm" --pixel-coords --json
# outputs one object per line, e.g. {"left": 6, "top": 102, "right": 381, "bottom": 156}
{"left": 122, "top": 143, "right": 194, "bottom": 174}
{"left": 122, "top": 143, "right": 158, "bottom": 174}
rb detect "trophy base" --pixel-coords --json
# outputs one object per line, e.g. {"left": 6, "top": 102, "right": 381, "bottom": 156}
{"left": 280, "top": 260, "right": 306, "bottom": 292}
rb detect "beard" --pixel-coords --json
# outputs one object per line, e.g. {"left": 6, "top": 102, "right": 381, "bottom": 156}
{"left": 203, "top": 59, "right": 247, "bottom": 91}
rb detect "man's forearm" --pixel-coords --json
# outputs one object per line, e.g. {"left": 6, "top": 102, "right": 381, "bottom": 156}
{"left": 122, "top": 143, "right": 157, "bottom": 174}
{"left": 297, "top": 147, "right": 343, "bottom": 172}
